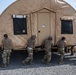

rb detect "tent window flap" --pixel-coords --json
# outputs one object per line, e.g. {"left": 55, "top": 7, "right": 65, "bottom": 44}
{"left": 13, "top": 15, "right": 27, "bottom": 35}
{"left": 61, "top": 20, "right": 73, "bottom": 34}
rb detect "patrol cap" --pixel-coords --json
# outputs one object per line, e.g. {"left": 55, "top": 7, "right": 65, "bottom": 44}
{"left": 31, "top": 35, "right": 36, "bottom": 39}
{"left": 4, "top": 34, "right": 8, "bottom": 38}
{"left": 48, "top": 36, "right": 52, "bottom": 40}
{"left": 61, "top": 37, "right": 65, "bottom": 40}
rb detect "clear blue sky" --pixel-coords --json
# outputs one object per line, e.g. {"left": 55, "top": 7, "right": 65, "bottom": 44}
{"left": 0, "top": 0, "right": 76, "bottom": 14}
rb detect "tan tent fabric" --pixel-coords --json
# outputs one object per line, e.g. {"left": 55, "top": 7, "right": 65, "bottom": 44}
{"left": 0, "top": 0, "right": 76, "bottom": 50}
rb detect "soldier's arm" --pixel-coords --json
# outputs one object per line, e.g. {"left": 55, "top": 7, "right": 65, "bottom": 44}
{"left": 34, "top": 40, "right": 37, "bottom": 49}
{"left": 1, "top": 40, "right": 4, "bottom": 50}
{"left": 64, "top": 41, "right": 67, "bottom": 47}
{"left": 25, "top": 40, "right": 28, "bottom": 49}
{"left": 42, "top": 40, "right": 45, "bottom": 48}
{"left": 51, "top": 42, "right": 53, "bottom": 47}
{"left": 56, "top": 40, "right": 59, "bottom": 46}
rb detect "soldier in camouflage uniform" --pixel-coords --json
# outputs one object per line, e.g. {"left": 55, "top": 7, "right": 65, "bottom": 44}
{"left": 2, "top": 34, "right": 12, "bottom": 67}
{"left": 57, "top": 37, "right": 67, "bottom": 64}
{"left": 42, "top": 36, "right": 53, "bottom": 64}
{"left": 22, "top": 35, "right": 36, "bottom": 65}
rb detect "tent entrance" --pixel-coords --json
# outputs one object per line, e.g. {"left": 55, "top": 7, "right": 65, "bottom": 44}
{"left": 37, "top": 12, "right": 51, "bottom": 45}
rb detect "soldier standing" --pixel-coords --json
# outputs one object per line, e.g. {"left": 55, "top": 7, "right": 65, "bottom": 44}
{"left": 22, "top": 35, "right": 36, "bottom": 65}
{"left": 57, "top": 37, "right": 67, "bottom": 64}
{"left": 42, "top": 36, "right": 53, "bottom": 64}
{"left": 2, "top": 34, "right": 12, "bottom": 67}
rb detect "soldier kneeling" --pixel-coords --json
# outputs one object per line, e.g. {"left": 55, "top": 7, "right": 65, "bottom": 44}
{"left": 42, "top": 36, "right": 53, "bottom": 64}
{"left": 22, "top": 35, "right": 36, "bottom": 65}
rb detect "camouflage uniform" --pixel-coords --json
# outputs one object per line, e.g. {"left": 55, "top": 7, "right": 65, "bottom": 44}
{"left": 2, "top": 38, "right": 12, "bottom": 66}
{"left": 57, "top": 37, "right": 67, "bottom": 64}
{"left": 42, "top": 37, "right": 53, "bottom": 64}
{"left": 22, "top": 35, "right": 36, "bottom": 64}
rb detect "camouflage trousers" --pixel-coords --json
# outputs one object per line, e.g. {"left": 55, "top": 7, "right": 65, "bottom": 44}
{"left": 58, "top": 48, "right": 64, "bottom": 63}
{"left": 2, "top": 50, "right": 11, "bottom": 65}
{"left": 42, "top": 48, "right": 52, "bottom": 63}
{"left": 23, "top": 47, "right": 33, "bottom": 64}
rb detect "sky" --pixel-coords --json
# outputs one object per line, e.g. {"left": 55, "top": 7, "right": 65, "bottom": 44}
{"left": 64, "top": 0, "right": 76, "bottom": 9}
{"left": 0, "top": 0, "right": 76, "bottom": 14}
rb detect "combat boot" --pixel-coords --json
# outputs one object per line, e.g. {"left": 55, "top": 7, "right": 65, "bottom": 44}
{"left": 4, "top": 64, "right": 7, "bottom": 68}
{"left": 58, "top": 61, "right": 64, "bottom": 64}
{"left": 22, "top": 61, "right": 26, "bottom": 65}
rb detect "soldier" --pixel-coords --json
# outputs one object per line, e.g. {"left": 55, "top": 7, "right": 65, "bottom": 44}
{"left": 70, "top": 46, "right": 74, "bottom": 55}
{"left": 22, "top": 35, "right": 36, "bottom": 65}
{"left": 2, "top": 34, "right": 12, "bottom": 67}
{"left": 57, "top": 37, "right": 67, "bottom": 64}
{"left": 42, "top": 36, "right": 53, "bottom": 64}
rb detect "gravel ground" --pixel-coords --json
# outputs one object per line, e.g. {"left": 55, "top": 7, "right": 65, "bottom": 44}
{"left": 0, "top": 51, "right": 76, "bottom": 75}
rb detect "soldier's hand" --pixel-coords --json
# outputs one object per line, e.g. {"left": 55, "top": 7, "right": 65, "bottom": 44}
{"left": 34, "top": 48, "right": 39, "bottom": 53}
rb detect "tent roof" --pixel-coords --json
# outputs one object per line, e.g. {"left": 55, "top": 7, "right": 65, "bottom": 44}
{"left": 0, "top": 0, "right": 76, "bottom": 16}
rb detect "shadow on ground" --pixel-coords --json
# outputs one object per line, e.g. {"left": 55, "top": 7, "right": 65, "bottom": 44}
{"left": 0, "top": 50, "right": 76, "bottom": 70}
